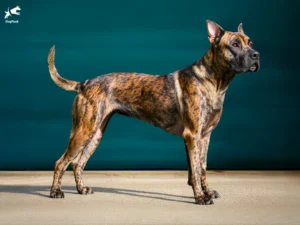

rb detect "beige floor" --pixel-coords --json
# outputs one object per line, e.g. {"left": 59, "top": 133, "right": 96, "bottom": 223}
{"left": 0, "top": 171, "right": 299, "bottom": 225}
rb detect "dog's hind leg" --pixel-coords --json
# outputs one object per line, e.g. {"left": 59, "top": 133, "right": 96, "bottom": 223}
{"left": 50, "top": 95, "right": 100, "bottom": 198}
{"left": 71, "top": 112, "right": 112, "bottom": 195}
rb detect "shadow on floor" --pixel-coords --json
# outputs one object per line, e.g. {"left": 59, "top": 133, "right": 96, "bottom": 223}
{"left": 0, "top": 185, "right": 194, "bottom": 204}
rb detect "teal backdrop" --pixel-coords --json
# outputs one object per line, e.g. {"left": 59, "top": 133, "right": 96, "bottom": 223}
{"left": 1, "top": 0, "right": 299, "bottom": 170}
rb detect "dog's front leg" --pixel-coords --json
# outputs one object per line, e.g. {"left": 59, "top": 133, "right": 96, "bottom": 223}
{"left": 186, "top": 133, "right": 220, "bottom": 199}
{"left": 200, "top": 134, "right": 221, "bottom": 199}
{"left": 184, "top": 131, "right": 213, "bottom": 205}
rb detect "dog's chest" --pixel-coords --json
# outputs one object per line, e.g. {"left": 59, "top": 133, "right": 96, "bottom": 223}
{"left": 200, "top": 91, "right": 225, "bottom": 134}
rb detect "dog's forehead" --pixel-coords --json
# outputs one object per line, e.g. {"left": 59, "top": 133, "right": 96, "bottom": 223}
{"left": 222, "top": 32, "right": 250, "bottom": 45}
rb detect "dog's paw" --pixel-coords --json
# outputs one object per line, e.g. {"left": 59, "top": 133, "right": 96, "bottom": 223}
{"left": 78, "top": 186, "right": 94, "bottom": 195}
{"left": 205, "top": 189, "right": 221, "bottom": 199}
{"left": 50, "top": 189, "right": 65, "bottom": 198}
{"left": 195, "top": 195, "right": 214, "bottom": 205}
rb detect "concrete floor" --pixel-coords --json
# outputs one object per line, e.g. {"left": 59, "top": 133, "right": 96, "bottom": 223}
{"left": 0, "top": 171, "right": 299, "bottom": 225}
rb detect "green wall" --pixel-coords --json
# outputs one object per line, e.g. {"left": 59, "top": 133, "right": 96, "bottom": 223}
{"left": 1, "top": 0, "right": 299, "bottom": 170}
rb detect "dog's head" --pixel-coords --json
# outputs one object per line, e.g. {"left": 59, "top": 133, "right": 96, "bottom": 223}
{"left": 206, "top": 20, "right": 260, "bottom": 74}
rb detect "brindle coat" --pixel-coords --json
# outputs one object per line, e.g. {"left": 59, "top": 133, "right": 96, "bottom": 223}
{"left": 48, "top": 20, "right": 260, "bottom": 204}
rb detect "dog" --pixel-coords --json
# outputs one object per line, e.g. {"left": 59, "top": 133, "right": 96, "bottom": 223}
{"left": 48, "top": 20, "right": 260, "bottom": 204}
{"left": 10, "top": 6, "right": 21, "bottom": 15}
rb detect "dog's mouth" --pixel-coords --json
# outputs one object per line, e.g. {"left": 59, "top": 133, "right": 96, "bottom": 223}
{"left": 249, "top": 65, "right": 256, "bottom": 72}
{"left": 248, "top": 61, "right": 260, "bottom": 72}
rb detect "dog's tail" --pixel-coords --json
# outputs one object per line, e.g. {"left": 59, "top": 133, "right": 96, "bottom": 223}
{"left": 48, "top": 45, "right": 81, "bottom": 92}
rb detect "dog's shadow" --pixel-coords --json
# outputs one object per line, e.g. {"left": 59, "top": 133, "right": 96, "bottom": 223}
{"left": 0, "top": 185, "right": 194, "bottom": 204}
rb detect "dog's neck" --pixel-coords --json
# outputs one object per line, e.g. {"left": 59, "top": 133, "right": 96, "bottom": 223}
{"left": 191, "top": 48, "right": 236, "bottom": 93}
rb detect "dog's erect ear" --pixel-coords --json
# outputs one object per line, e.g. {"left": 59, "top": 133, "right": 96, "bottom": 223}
{"left": 206, "top": 20, "right": 225, "bottom": 44}
{"left": 238, "top": 23, "right": 244, "bottom": 34}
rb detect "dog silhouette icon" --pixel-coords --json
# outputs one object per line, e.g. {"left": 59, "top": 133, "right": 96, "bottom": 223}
{"left": 10, "top": 6, "right": 21, "bottom": 15}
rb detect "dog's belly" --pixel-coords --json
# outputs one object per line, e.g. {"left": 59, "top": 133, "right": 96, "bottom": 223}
{"left": 117, "top": 108, "right": 184, "bottom": 136}
{"left": 166, "top": 120, "right": 184, "bottom": 136}
{"left": 105, "top": 73, "right": 184, "bottom": 136}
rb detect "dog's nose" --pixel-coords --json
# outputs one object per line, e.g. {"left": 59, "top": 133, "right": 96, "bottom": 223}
{"left": 251, "top": 51, "right": 260, "bottom": 60}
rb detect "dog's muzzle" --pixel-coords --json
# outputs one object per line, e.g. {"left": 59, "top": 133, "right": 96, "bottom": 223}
{"left": 248, "top": 50, "right": 260, "bottom": 72}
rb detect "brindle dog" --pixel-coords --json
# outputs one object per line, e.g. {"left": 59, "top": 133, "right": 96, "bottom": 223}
{"left": 48, "top": 20, "right": 260, "bottom": 204}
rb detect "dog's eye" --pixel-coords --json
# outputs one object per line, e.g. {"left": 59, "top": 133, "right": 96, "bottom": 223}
{"left": 249, "top": 41, "right": 253, "bottom": 48}
{"left": 232, "top": 43, "right": 239, "bottom": 48}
